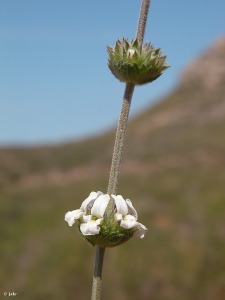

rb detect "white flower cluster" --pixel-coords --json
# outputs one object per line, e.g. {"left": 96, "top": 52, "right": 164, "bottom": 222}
{"left": 65, "top": 191, "right": 147, "bottom": 238}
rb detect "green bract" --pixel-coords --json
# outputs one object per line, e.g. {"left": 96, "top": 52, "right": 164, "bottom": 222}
{"left": 107, "top": 38, "right": 170, "bottom": 85}
{"left": 80, "top": 216, "right": 135, "bottom": 248}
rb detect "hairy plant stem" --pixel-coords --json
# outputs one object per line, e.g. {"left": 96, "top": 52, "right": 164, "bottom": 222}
{"left": 136, "top": 0, "right": 151, "bottom": 44}
{"left": 91, "top": 247, "right": 105, "bottom": 300}
{"left": 91, "top": 1, "right": 150, "bottom": 300}
{"left": 107, "top": 83, "right": 135, "bottom": 196}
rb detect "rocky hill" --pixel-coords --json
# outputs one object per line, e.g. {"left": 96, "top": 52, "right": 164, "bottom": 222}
{"left": 0, "top": 37, "right": 225, "bottom": 300}
{"left": 180, "top": 36, "right": 225, "bottom": 90}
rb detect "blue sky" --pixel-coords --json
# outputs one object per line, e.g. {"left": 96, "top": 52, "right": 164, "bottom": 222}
{"left": 1, "top": 0, "right": 224, "bottom": 146}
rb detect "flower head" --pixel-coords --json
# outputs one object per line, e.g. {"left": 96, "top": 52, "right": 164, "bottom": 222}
{"left": 65, "top": 191, "right": 147, "bottom": 247}
{"left": 107, "top": 38, "right": 170, "bottom": 85}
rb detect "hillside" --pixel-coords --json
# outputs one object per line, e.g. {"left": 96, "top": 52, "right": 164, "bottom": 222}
{"left": 1, "top": 37, "right": 225, "bottom": 300}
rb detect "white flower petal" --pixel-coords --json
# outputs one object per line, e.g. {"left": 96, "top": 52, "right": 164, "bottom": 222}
{"left": 83, "top": 214, "right": 92, "bottom": 223}
{"left": 134, "top": 222, "right": 148, "bottom": 239}
{"left": 112, "top": 194, "right": 128, "bottom": 216}
{"left": 80, "top": 191, "right": 103, "bottom": 211}
{"left": 115, "top": 213, "right": 123, "bottom": 221}
{"left": 120, "top": 214, "right": 137, "bottom": 229}
{"left": 128, "top": 48, "right": 135, "bottom": 57}
{"left": 126, "top": 199, "right": 138, "bottom": 219}
{"left": 65, "top": 209, "right": 84, "bottom": 226}
{"left": 91, "top": 194, "right": 110, "bottom": 218}
{"left": 80, "top": 219, "right": 102, "bottom": 235}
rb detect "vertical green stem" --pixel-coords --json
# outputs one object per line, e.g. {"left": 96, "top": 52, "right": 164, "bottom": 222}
{"left": 136, "top": 0, "right": 151, "bottom": 44}
{"left": 90, "top": 1, "right": 150, "bottom": 300}
{"left": 107, "top": 83, "right": 135, "bottom": 196}
{"left": 91, "top": 247, "right": 105, "bottom": 300}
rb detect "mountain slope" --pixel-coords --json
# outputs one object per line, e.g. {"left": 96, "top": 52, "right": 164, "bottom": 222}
{"left": 1, "top": 38, "right": 225, "bottom": 188}
{"left": 1, "top": 37, "right": 225, "bottom": 300}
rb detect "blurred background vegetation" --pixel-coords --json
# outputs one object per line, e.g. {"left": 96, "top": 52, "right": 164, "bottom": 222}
{"left": 1, "top": 37, "right": 225, "bottom": 300}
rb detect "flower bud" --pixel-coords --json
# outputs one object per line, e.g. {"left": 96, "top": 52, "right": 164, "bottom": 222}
{"left": 107, "top": 38, "right": 170, "bottom": 85}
